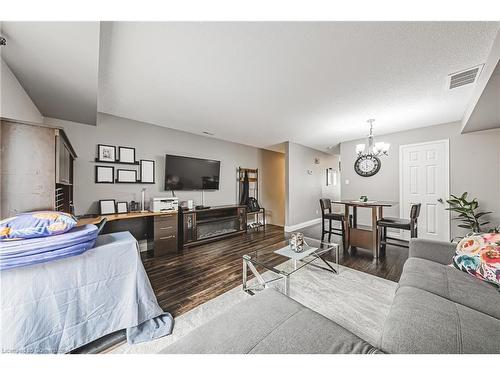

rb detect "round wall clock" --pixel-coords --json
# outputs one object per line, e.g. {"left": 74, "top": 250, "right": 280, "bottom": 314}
{"left": 354, "top": 155, "right": 381, "bottom": 177}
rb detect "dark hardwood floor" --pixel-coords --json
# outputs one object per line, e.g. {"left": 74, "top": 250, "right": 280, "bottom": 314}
{"left": 141, "top": 224, "right": 286, "bottom": 316}
{"left": 142, "top": 223, "right": 408, "bottom": 317}
{"left": 75, "top": 222, "right": 407, "bottom": 353}
{"left": 300, "top": 223, "right": 408, "bottom": 283}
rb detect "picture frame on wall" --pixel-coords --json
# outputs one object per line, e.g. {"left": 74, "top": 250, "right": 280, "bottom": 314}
{"left": 116, "top": 201, "right": 128, "bottom": 214}
{"left": 118, "top": 146, "right": 136, "bottom": 164}
{"left": 95, "top": 165, "right": 114, "bottom": 183}
{"left": 97, "top": 144, "right": 116, "bottom": 163}
{"left": 326, "top": 168, "right": 333, "bottom": 186}
{"left": 99, "top": 199, "right": 116, "bottom": 215}
{"left": 139, "top": 159, "right": 155, "bottom": 183}
{"left": 116, "top": 169, "right": 137, "bottom": 183}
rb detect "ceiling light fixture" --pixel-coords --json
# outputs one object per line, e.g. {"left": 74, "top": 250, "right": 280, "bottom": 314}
{"left": 0, "top": 37, "right": 6, "bottom": 46}
{"left": 355, "top": 119, "right": 390, "bottom": 157}
{"left": 202, "top": 131, "right": 215, "bottom": 136}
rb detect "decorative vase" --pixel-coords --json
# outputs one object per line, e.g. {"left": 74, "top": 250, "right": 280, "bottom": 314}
{"left": 290, "top": 232, "right": 305, "bottom": 253}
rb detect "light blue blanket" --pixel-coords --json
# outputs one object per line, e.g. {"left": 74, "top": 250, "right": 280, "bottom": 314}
{"left": 0, "top": 225, "right": 98, "bottom": 270}
{"left": 0, "top": 231, "right": 173, "bottom": 353}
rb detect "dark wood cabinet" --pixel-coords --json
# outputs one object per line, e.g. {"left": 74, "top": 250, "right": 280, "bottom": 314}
{"left": 55, "top": 129, "right": 76, "bottom": 214}
{"left": 153, "top": 213, "right": 178, "bottom": 256}
{"left": 179, "top": 205, "right": 247, "bottom": 249}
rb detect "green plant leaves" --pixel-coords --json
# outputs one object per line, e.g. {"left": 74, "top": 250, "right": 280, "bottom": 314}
{"left": 447, "top": 193, "right": 493, "bottom": 233}
{"left": 474, "top": 212, "right": 492, "bottom": 218}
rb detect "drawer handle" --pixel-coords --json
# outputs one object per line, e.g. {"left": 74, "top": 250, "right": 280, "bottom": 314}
{"left": 160, "top": 226, "right": 173, "bottom": 230}
{"left": 160, "top": 235, "right": 175, "bottom": 240}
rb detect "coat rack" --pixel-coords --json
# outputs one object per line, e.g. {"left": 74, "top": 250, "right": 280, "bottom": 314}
{"left": 238, "top": 167, "right": 265, "bottom": 230}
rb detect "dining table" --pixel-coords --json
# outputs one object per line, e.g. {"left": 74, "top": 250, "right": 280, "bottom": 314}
{"left": 332, "top": 200, "right": 397, "bottom": 259}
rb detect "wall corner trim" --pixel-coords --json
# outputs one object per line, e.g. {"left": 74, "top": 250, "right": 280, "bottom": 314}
{"left": 284, "top": 218, "right": 321, "bottom": 232}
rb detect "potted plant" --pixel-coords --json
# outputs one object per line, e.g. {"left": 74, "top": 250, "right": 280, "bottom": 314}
{"left": 446, "top": 192, "right": 492, "bottom": 235}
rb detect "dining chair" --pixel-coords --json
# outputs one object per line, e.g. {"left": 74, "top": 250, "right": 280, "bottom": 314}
{"left": 319, "top": 198, "right": 350, "bottom": 249}
{"left": 377, "top": 203, "right": 421, "bottom": 253}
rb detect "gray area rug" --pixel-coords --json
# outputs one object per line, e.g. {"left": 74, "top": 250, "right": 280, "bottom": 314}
{"left": 109, "top": 261, "right": 397, "bottom": 353}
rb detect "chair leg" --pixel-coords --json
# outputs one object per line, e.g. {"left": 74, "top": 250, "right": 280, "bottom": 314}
{"left": 321, "top": 218, "right": 325, "bottom": 237}
{"left": 378, "top": 226, "right": 384, "bottom": 257}
{"left": 341, "top": 220, "right": 345, "bottom": 250}
{"left": 328, "top": 219, "right": 332, "bottom": 243}
{"left": 382, "top": 227, "right": 387, "bottom": 253}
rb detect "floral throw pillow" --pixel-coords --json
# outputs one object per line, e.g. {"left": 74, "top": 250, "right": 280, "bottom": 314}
{"left": 0, "top": 211, "right": 77, "bottom": 241}
{"left": 453, "top": 233, "right": 500, "bottom": 287}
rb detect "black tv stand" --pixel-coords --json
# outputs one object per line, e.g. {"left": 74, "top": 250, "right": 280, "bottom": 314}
{"left": 195, "top": 205, "right": 211, "bottom": 210}
{"left": 179, "top": 205, "right": 247, "bottom": 249}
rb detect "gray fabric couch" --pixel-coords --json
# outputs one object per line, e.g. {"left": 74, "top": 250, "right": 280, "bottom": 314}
{"left": 380, "top": 238, "right": 500, "bottom": 354}
{"left": 162, "top": 239, "right": 500, "bottom": 354}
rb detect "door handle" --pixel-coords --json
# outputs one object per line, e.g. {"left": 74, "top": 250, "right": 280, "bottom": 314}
{"left": 437, "top": 198, "right": 444, "bottom": 203}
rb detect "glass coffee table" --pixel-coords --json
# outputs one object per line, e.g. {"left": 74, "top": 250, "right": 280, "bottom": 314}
{"left": 242, "top": 236, "right": 340, "bottom": 296}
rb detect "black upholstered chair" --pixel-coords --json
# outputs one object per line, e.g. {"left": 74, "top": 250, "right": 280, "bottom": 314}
{"left": 319, "top": 198, "right": 349, "bottom": 248}
{"left": 378, "top": 203, "right": 421, "bottom": 253}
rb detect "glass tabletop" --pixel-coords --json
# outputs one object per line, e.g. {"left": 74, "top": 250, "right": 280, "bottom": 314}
{"left": 243, "top": 236, "right": 339, "bottom": 277}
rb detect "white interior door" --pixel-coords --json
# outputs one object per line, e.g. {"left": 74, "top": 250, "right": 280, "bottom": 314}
{"left": 400, "top": 140, "right": 450, "bottom": 241}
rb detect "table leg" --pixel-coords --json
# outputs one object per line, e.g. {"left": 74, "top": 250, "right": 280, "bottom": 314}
{"left": 378, "top": 206, "right": 384, "bottom": 257}
{"left": 353, "top": 206, "right": 358, "bottom": 228}
{"left": 336, "top": 243, "right": 340, "bottom": 273}
{"left": 372, "top": 207, "right": 379, "bottom": 259}
{"left": 315, "top": 252, "right": 338, "bottom": 274}
{"left": 283, "top": 274, "right": 290, "bottom": 296}
{"left": 343, "top": 205, "right": 350, "bottom": 251}
{"left": 242, "top": 258, "right": 248, "bottom": 292}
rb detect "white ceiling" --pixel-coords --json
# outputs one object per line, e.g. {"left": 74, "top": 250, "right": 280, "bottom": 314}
{"left": 2, "top": 22, "right": 499, "bottom": 151}
{"left": 98, "top": 22, "right": 499, "bottom": 151}
{"left": 0, "top": 22, "right": 100, "bottom": 125}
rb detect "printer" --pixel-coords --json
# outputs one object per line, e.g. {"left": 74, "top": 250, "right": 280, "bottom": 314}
{"left": 150, "top": 197, "right": 179, "bottom": 212}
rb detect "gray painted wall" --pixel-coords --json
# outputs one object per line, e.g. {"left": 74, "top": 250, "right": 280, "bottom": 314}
{"left": 340, "top": 121, "right": 500, "bottom": 239}
{"left": 462, "top": 28, "right": 500, "bottom": 132}
{"left": 321, "top": 154, "right": 341, "bottom": 206}
{"left": 463, "top": 60, "right": 500, "bottom": 133}
{"left": 51, "top": 113, "right": 268, "bottom": 217}
{"left": 285, "top": 141, "right": 337, "bottom": 228}
{"left": 260, "top": 149, "right": 285, "bottom": 226}
{"left": 0, "top": 58, "right": 43, "bottom": 123}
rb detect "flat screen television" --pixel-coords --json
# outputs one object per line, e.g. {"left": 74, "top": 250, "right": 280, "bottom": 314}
{"left": 164, "top": 154, "right": 220, "bottom": 190}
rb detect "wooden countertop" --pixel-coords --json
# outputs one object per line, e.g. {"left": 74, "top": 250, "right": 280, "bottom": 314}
{"left": 331, "top": 200, "right": 397, "bottom": 207}
{"left": 77, "top": 210, "right": 178, "bottom": 226}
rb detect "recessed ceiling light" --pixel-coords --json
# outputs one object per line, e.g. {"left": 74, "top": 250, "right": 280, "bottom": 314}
{"left": 203, "top": 131, "right": 215, "bottom": 136}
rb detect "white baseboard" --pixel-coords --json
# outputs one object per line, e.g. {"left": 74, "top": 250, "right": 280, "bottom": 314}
{"left": 284, "top": 218, "right": 321, "bottom": 232}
